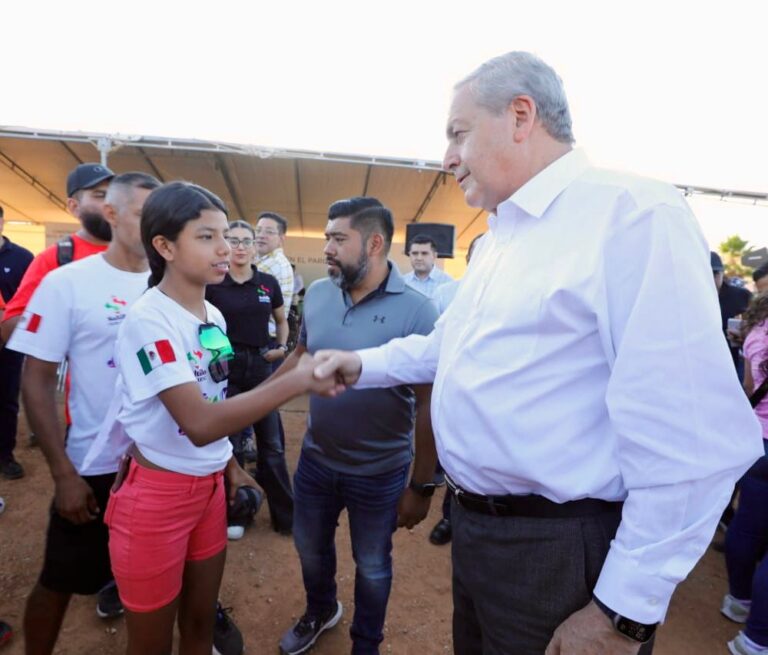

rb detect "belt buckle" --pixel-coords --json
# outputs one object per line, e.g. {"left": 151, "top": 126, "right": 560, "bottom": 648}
{"left": 446, "top": 475, "right": 463, "bottom": 498}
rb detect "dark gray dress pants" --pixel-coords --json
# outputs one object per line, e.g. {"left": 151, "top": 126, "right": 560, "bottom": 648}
{"left": 451, "top": 499, "right": 655, "bottom": 655}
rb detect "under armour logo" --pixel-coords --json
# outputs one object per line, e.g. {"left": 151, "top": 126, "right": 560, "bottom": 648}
{"left": 3, "top": 267, "right": 9, "bottom": 273}
{"left": 373, "top": 315, "right": 386, "bottom": 323}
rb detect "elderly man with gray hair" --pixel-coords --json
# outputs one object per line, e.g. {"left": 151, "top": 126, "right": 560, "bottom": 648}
{"left": 312, "top": 51, "right": 763, "bottom": 655}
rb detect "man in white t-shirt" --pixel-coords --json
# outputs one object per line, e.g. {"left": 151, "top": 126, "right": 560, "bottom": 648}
{"left": 9, "top": 172, "right": 160, "bottom": 655}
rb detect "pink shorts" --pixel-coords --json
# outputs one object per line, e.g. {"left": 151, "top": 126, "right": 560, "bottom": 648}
{"left": 104, "top": 459, "right": 226, "bottom": 612}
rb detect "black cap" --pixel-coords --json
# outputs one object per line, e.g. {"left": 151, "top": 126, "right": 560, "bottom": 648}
{"left": 66, "top": 163, "right": 115, "bottom": 198}
{"left": 711, "top": 251, "right": 724, "bottom": 272}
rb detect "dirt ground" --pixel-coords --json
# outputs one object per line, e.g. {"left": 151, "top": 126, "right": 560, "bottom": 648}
{"left": 0, "top": 397, "right": 744, "bottom": 654}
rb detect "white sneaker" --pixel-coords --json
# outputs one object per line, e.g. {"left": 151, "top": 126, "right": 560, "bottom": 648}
{"left": 227, "top": 525, "right": 245, "bottom": 541}
{"left": 728, "top": 631, "right": 768, "bottom": 655}
{"left": 722, "top": 594, "right": 751, "bottom": 623}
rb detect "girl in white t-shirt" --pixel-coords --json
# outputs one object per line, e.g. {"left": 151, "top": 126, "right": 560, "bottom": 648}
{"left": 104, "top": 182, "right": 341, "bottom": 655}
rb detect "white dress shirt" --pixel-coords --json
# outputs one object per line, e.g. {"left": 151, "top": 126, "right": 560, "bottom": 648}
{"left": 403, "top": 266, "right": 454, "bottom": 298}
{"left": 432, "top": 279, "right": 461, "bottom": 315}
{"left": 356, "top": 149, "right": 762, "bottom": 624}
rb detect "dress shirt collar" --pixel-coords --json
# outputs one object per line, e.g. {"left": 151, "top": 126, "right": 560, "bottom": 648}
{"left": 495, "top": 148, "right": 590, "bottom": 222}
{"left": 410, "top": 266, "right": 441, "bottom": 283}
{"left": 257, "top": 247, "right": 285, "bottom": 262}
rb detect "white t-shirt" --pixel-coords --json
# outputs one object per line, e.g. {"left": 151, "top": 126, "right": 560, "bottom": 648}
{"left": 99, "top": 287, "right": 233, "bottom": 476}
{"left": 8, "top": 254, "right": 149, "bottom": 475}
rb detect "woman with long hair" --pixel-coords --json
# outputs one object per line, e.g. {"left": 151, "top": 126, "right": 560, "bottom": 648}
{"left": 206, "top": 219, "right": 294, "bottom": 538}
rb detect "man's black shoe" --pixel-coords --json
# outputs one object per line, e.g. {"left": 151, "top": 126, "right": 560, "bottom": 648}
{"left": 0, "top": 457, "right": 24, "bottom": 480}
{"left": 279, "top": 601, "right": 343, "bottom": 655}
{"left": 96, "top": 581, "right": 124, "bottom": 619}
{"left": 213, "top": 603, "right": 244, "bottom": 655}
{"left": 429, "top": 518, "right": 452, "bottom": 546}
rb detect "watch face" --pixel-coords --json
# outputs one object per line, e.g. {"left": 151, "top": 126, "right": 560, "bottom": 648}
{"left": 616, "top": 617, "right": 656, "bottom": 643}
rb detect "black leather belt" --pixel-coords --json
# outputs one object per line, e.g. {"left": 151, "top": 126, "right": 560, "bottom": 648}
{"left": 446, "top": 476, "right": 623, "bottom": 519}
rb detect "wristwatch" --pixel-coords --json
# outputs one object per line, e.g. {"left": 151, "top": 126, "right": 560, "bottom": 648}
{"left": 408, "top": 480, "right": 438, "bottom": 497}
{"left": 592, "top": 595, "right": 657, "bottom": 643}
{"left": 277, "top": 344, "right": 288, "bottom": 352}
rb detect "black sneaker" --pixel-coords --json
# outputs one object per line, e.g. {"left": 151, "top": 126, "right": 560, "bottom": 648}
{"left": 0, "top": 456, "right": 24, "bottom": 480}
{"left": 279, "top": 601, "right": 343, "bottom": 655}
{"left": 0, "top": 620, "right": 13, "bottom": 648}
{"left": 96, "top": 581, "right": 124, "bottom": 619}
{"left": 213, "top": 603, "right": 243, "bottom": 655}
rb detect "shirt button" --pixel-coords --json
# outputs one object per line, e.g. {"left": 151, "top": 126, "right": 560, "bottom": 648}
{"left": 648, "top": 597, "right": 659, "bottom": 606}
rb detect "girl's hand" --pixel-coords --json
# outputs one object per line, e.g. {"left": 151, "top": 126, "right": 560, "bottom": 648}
{"left": 296, "top": 353, "right": 346, "bottom": 397}
{"left": 225, "top": 458, "right": 259, "bottom": 505}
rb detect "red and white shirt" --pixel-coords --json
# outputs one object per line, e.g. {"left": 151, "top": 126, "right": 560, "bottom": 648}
{"left": 8, "top": 254, "right": 148, "bottom": 475}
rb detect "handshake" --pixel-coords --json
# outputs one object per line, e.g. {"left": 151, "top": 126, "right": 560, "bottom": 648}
{"left": 294, "top": 350, "right": 364, "bottom": 397}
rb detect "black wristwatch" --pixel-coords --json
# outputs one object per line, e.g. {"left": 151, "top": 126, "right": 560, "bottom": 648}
{"left": 592, "top": 595, "right": 657, "bottom": 643}
{"left": 408, "top": 480, "right": 437, "bottom": 497}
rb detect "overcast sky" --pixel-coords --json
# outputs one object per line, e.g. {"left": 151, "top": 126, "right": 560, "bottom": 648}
{"left": 3, "top": 0, "right": 768, "bottom": 249}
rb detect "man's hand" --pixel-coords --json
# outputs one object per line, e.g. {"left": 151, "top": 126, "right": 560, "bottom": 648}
{"left": 545, "top": 601, "right": 642, "bottom": 655}
{"left": 54, "top": 472, "right": 99, "bottom": 524}
{"left": 313, "top": 349, "right": 363, "bottom": 386}
{"left": 397, "top": 487, "right": 432, "bottom": 529}
{"left": 225, "top": 458, "right": 260, "bottom": 505}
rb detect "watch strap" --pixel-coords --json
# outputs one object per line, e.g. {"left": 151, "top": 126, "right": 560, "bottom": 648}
{"left": 408, "top": 480, "right": 437, "bottom": 497}
{"left": 592, "top": 595, "right": 657, "bottom": 644}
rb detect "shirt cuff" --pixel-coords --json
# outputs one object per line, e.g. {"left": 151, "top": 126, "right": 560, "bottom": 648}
{"left": 593, "top": 546, "right": 677, "bottom": 624}
{"left": 355, "top": 347, "right": 389, "bottom": 389}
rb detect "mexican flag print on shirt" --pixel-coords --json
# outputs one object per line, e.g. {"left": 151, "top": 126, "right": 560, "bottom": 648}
{"left": 137, "top": 340, "right": 176, "bottom": 374}
{"left": 20, "top": 311, "right": 42, "bottom": 333}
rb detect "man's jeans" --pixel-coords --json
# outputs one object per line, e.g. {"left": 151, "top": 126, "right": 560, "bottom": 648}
{"left": 0, "top": 348, "right": 23, "bottom": 460}
{"left": 293, "top": 453, "right": 409, "bottom": 655}
{"left": 228, "top": 345, "right": 293, "bottom": 531}
{"left": 726, "top": 446, "right": 768, "bottom": 647}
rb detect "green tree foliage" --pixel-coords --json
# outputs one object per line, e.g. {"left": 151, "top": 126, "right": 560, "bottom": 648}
{"left": 719, "top": 235, "right": 753, "bottom": 279}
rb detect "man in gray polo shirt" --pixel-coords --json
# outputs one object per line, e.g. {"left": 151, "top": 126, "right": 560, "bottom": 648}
{"left": 274, "top": 197, "right": 438, "bottom": 655}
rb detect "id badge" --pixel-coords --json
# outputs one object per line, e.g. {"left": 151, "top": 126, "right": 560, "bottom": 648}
{"left": 111, "top": 454, "right": 132, "bottom": 493}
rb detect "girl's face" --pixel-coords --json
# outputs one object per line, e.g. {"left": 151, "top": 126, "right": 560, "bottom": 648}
{"left": 226, "top": 226, "right": 256, "bottom": 267}
{"left": 166, "top": 209, "right": 231, "bottom": 285}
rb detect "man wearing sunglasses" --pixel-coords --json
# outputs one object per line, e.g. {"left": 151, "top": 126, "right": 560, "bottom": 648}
{"left": 274, "top": 197, "right": 439, "bottom": 655}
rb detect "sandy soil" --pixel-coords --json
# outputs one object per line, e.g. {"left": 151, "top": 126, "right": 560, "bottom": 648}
{"left": 0, "top": 399, "right": 741, "bottom": 654}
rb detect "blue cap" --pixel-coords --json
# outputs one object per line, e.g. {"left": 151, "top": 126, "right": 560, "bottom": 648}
{"left": 66, "top": 163, "right": 114, "bottom": 197}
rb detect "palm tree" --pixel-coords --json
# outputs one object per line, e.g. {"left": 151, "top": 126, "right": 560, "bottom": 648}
{"left": 719, "top": 235, "right": 752, "bottom": 279}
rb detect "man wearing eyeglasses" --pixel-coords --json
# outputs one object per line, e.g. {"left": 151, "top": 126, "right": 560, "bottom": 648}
{"left": 255, "top": 212, "right": 294, "bottom": 359}
{"left": 7, "top": 172, "right": 161, "bottom": 654}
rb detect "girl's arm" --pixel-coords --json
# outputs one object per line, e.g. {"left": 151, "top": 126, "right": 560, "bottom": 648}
{"left": 159, "top": 354, "right": 343, "bottom": 447}
{"left": 744, "top": 356, "right": 755, "bottom": 396}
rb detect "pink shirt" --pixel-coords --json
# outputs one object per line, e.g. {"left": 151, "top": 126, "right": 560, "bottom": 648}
{"left": 744, "top": 321, "right": 768, "bottom": 439}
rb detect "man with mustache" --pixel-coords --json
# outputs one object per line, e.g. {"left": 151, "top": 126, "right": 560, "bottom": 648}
{"left": 274, "top": 197, "right": 438, "bottom": 655}
{"left": 311, "top": 52, "right": 763, "bottom": 654}
{"left": 0, "top": 163, "right": 114, "bottom": 345}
